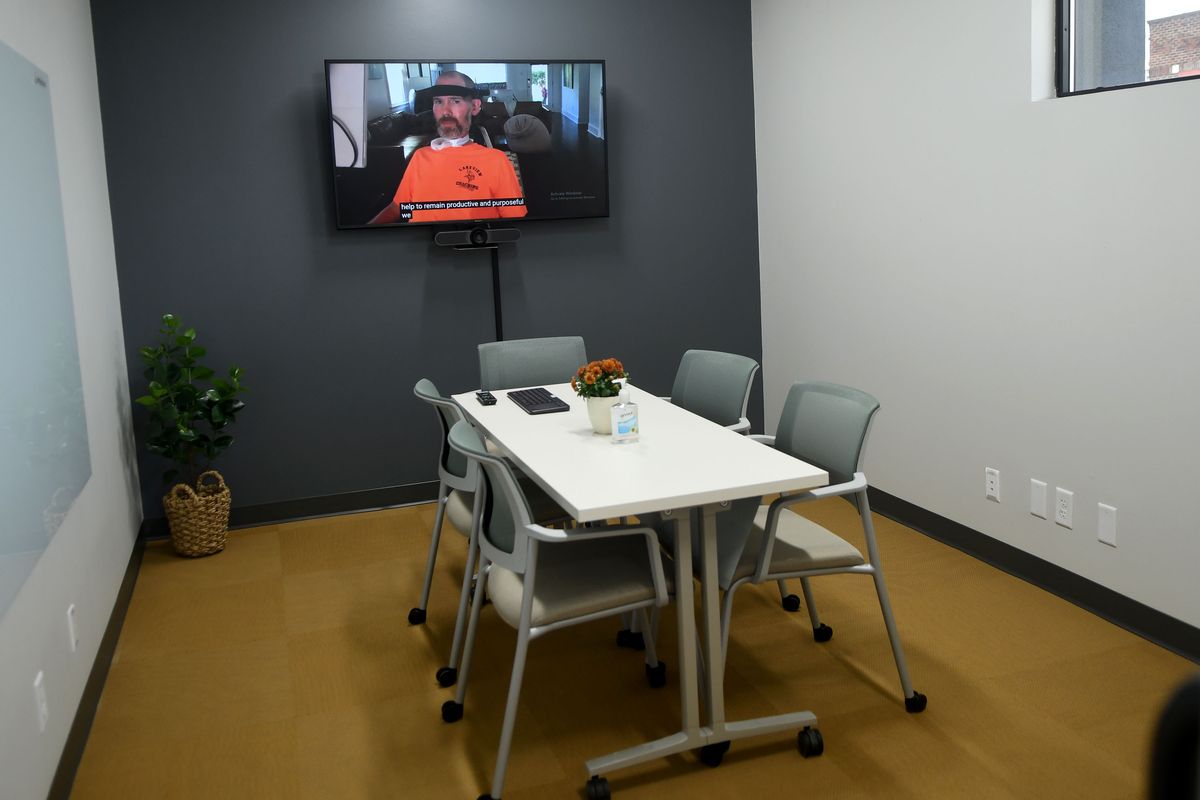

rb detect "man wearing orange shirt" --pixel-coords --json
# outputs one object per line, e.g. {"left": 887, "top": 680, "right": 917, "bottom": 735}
{"left": 370, "top": 71, "right": 527, "bottom": 225}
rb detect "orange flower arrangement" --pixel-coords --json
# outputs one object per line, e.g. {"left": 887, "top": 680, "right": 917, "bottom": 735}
{"left": 570, "top": 357, "right": 628, "bottom": 398}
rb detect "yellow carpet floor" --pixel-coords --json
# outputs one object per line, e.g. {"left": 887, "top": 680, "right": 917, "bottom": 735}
{"left": 70, "top": 499, "right": 1197, "bottom": 798}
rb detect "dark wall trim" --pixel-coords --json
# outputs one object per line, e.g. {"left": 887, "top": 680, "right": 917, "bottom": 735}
{"left": 48, "top": 536, "right": 145, "bottom": 799}
{"left": 139, "top": 480, "right": 442, "bottom": 538}
{"left": 869, "top": 487, "right": 1200, "bottom": 664}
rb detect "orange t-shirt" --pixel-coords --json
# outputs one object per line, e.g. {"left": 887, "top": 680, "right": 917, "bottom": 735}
{"left": 394, "top": 143, "right": 528, "bottom": 223}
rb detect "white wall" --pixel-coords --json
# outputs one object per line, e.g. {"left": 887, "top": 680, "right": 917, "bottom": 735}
{"left": 753, "top": 0, "right": 1200, "bottom": 628}
{"left": 0, "top": 0, "right": 141, "bottom": 797}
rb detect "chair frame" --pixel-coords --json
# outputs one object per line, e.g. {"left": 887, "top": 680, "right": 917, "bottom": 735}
{"left": 411, "top": 380, "right": 488, "bottom": 690}
{"left": 719, "top": 386, "right": 925, "bottom": 712}
{"left": 445, "top": 420, "right": 669, "bottom": 800}
{"left": 411, "top": 379, "right": 478, "bottom": 624}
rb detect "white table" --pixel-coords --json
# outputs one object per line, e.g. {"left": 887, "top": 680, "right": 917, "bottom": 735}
{"left": 453, "top": 383, "right": 829, "bottom": 789}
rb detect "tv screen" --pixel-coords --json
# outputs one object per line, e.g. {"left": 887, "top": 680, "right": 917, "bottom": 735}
{"left": 325, "top": 60, "right": 608, "bottom": 229}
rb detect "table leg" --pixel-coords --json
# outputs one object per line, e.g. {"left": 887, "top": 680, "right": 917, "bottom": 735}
{"left": 585, "top": 502, "right": 819, "bottom": 780}
{"left": 699, "top": 503, "right": 819, "bottom": 747}
{"left": 584, "top": 510, "right": 707, "bottom": 776}
{"left": 698, "top": 504, "right": 725, "bottom": 732}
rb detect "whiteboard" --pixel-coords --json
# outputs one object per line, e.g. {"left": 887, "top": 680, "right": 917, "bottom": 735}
{"left": 0, "top": 39, "right": 91, "bottom": 618}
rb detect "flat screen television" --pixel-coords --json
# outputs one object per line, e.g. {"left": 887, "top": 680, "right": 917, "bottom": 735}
{"left": 325, "top": 60, "right": 608, "bottom": 229}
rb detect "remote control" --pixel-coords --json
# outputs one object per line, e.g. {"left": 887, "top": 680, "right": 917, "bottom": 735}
{"left": 476, "top": 390, "right": 497, "bottom": 406}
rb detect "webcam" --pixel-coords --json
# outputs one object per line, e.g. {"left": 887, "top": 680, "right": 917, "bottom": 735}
{"left": 433, "top": 226, "right": 521, "bottom": 248}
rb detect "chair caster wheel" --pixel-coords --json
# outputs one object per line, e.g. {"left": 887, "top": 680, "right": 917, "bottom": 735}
{"left": 407, "top": 607, "right": 426, "bottom": 625}
{"left": 435, "top": 666, "right": 457, "bottom": 687}
{"left": 586, "top": 774, "right": 610, "bottom": 799}
{"left": 813, "top": 623, "right": 833, "bottom": 642}
{"left": 698, "top": 740, "right": 731, "bottom": 767}
{"left": 781, "top": 594, "right": 801, "bottom": 612}
{"left": 616, "top": 629, "right": 645, "bottom": 651}
{"left": 441, "top": 700, "right": 463, "bottom": 723}
{"left": 905, "top": 691, "right": 927, "bottom": 713}
{"left": 798, "top": 726, "right": 824, "bottom": 758}
{"left": 477, "top": 795, "right": 496, "bottom": 800}
{"left": 645, "top": 661, "right": 667, "bottom": 689}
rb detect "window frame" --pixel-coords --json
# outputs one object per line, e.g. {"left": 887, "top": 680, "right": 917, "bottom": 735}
{"left": 1056, "top": 0, "right": 1200, "bottom": 97}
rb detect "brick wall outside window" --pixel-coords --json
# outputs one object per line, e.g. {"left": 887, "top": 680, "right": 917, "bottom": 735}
{"left": 1148, "top": 10, "right": 1200, "bottom": 80}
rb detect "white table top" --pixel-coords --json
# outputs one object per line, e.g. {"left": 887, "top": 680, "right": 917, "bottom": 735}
{"left": 453, "top": 383, "right": 828, "bottom": 523}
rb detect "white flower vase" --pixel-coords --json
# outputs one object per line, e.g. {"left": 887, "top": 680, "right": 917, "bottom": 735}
{"left": 586, "top": 396, "right": 620, "bottom": 435}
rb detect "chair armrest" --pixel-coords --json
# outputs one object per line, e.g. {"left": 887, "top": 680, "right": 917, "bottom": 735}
{"left": 527, "top": 522, "right": 658, "bottom": 543}
{"left": 766, "top": 472, "right": 867, "bottom": 512}
{"left": 749, "top": 434, "right": 775, "bottom": 446}
{"left": 727, "top": 417, "right": 752, "bottom": 435}
{"left": 527, "top": 523, "right": 669, "bottom": 607}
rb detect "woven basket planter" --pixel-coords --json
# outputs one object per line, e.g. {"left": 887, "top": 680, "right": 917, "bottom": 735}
{"left": 164, "top": 470, "right": 231, "bottom": 557}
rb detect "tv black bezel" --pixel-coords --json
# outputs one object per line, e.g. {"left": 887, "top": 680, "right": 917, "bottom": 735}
{"left": 323, "top": 58, "right": 610, "bottom": 231}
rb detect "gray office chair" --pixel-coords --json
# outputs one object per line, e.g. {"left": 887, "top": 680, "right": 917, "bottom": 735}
{"left": 410, "top": 379, "right": 478, "bottom": 628}
{"left": 478, "top": 335, "right": 586, "bottom": 390}
{"left": 412, "top": 379, "right": 570, "bottom": 690}
{"left": 442, "top": 420, "right": 670, "bottom": 800}
{"left": 720, "top": 381, "right": 926, "bottom": 712}
{"left": 616, "top": 350, "right": 760, "bottom": 650}
{"left": 666, "top": 349, "right": 759, "bottom": 434}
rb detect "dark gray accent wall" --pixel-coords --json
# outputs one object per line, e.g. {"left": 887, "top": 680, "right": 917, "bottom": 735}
{"left": 91, "top": 0, "right": 762, "bottom": 515}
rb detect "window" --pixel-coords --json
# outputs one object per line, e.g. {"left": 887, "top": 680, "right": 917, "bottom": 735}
{"left": 456, "top": 62, "right": 508, "bottom": 85}
{"left": 384, "top": 64, "right": 408, "bottom": 107}
{"left": 1058, "top": 0, "right": 1200, "bottom": 94}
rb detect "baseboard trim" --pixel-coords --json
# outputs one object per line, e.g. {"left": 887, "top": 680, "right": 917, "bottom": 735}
{"left": 138, "top": 480, "right": 442, "bottom": 538}
{"left": 868, "top": 487, "right": 1200, "bottom": 664}
{"left": 48, "top": 535, "right": 145, "bottom": 799}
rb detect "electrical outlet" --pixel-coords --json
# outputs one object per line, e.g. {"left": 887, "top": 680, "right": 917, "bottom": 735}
{"left": 1055, "top": 487, "right": 1074, "bottom": 529}
{"left": 1098, "top": 503, "right": 1117, "bottom": 547}
{"left": 985, "top": 467, "right": 1000, "bottom": 502}
{"left": 1030, "top": 479, "right": 1048, "bottom": 519}
{"left": 33, "top": 671, "right": 48, "bottom": 733}
{"left": 66, "top": 604, "right": 78, "bottom": 653}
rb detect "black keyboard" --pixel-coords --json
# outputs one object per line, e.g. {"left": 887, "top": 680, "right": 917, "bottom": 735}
{"left": 507, "top": 387, "right": 570, "bottom": 415}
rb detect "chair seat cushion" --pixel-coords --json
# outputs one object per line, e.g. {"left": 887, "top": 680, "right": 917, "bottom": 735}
{"left": 731, "top": 505, "right": 865, "bottom": 584}
{"left": 488, "top": 536, "right": 667, "bottom": 628}
{"left": 445, "top": 490, "right": 475, "bottom": 536}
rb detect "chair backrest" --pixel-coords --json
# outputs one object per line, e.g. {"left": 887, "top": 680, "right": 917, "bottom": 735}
{"left": 503, "top": 114, "right": 551, "bottom": 154}
{"left": 774, "top": 381, "right": 880, "bottom": 487}
{"left": 413, "top": 378, "right": 476, "bottom": 491}
{"left": 669, "top": 350, "right": 760, "bottom": 428}
{"left": 478, "top": 336, "right": 587, "bottom": 391}
{"left": 447, "top": 420, "right": 532, "bottom": 573}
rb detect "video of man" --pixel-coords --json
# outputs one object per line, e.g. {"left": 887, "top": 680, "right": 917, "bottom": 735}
{"left": 326, "top": 61, "right": 608, "bottom": 228}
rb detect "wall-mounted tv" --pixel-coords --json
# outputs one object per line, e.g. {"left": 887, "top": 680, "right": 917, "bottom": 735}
{"left": 325, "top": 60, "right": 608, "bottom": 229}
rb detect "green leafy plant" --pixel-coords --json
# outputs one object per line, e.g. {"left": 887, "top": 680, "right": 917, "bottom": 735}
{"left": 134, "top": 314, "right": 246, "bottom": 484}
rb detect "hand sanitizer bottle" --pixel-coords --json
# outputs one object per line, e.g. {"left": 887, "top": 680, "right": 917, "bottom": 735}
{"left": 610, "top": 390, "right": 639, "bottom": 444}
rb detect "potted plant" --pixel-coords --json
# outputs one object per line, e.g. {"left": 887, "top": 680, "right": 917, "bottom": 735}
{"left": 135, "top": 313, "right": 246, "bottom": 556}
{"left": 570, "top": 358, "right": 627, "bottom": 434}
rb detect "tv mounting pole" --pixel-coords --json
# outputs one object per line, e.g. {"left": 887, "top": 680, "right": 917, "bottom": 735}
{"left": 434, "top": 226, "right": 517, "bottom": 342}
{"left": 490, "top": 247, "right": 503, "bottom": 342}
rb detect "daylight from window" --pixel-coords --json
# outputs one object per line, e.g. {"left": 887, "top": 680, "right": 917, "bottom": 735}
{"left": 1146, "top": 0, "right": 1200, "bottom": 81}
{"left": 1066, "top": 0, "right": 1200, "bottom": 92}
